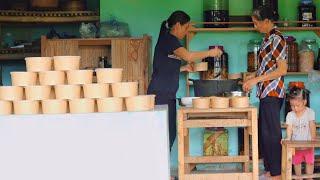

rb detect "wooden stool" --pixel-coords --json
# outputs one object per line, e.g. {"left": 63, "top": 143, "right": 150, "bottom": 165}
{"left": 178, "top": 107, "right": 258, "bottom": 180}
{"left": 281, "top": 140, "right": 320, "bottom": 179}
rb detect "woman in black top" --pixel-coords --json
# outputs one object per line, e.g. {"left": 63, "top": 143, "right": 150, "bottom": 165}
{"left": 147, "top": 10, "right": 222, "bottom": 151}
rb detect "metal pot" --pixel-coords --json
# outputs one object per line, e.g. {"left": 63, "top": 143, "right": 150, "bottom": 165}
{"left": 189, "top": 79, "right": 242, "bottom": 97}
{"left": 222, "top": 91, "right": 249, "bottom": 97}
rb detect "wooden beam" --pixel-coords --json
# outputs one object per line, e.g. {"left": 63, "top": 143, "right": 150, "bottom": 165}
{"left": 282, "top": 140, "right": 320, "bottom": 148}
{"left": 185, "top": 173, "right": 252, "bottom": 180}
{"left": 184, "top": 119, "right": 251, "bottom": 128}
{"left": 185, "top": 156, "right": 249, "bottom": 164}
{"left": 292, "top": 173, "right": 320, "bottom": 179}
{"left": 78, "top": 40, "right": 112, "bottom": 46}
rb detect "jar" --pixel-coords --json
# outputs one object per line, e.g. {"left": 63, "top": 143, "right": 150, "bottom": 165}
{"left": 247, "top": 39, "right": 262, "bottom": 72}
{"left": 201, "top": 45, "right": 227, "bottom": 80}
{"left": 298, "top": 0, "right": 316, "bottom": 27}
{"left": 285, "top": 36, "right": 298, "bottom": 72}
{"left": 299, "top": 39, "right": 319, "bottom": 71}
{"left": 203, "top": 0, "right": 229, "bottom": 28}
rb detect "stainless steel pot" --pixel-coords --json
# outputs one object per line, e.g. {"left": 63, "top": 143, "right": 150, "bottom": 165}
{"left": 222, "top": 91, "right": 249, "bottom": 97}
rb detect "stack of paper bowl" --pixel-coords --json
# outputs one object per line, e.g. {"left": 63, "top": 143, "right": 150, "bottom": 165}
{"left": 83, "top": 83, "right": 109, "bottom": 98}
{"left": 111, "top": 82, "right": 138, "bottom": 98}
{"left": 39, "top": 71, "right": 65, "bottom": 85}
{"left": 53, "top": 56, "right": 81, "bottom": 71}
{"left": 125, "top": 95, "right": 155, "bottom": 112}
{"left": 97, "top": 97, "right": 123, "bottom": 113}
{"left": 13, "top": 100, "right": 40, "bottom": 115}
{"left": 96, "top": 68, "right": 123, "bottom": 83}
{"left": 55, "top": 84, "right": 81, "bottom": 99}
{"left": 66, "top": 70, "right": 93, "bottom": 85}
{"left": 69, "top": 98, "right": 95, "bottom": 114}
{"left": 42, "top": 99, "right": 68, "bottom": 114}
{"left": 25, "top": 57, "right": 53, "bottom": 72}
{"left": 11, "top": 72, "right": 38, "bottom": 86}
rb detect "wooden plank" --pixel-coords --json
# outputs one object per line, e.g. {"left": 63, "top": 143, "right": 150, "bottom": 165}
{"left": 178, "top": 111, "right": 185, "bottom": 180}
{"left": 243, "top": 128, "right": 249, "bottom": 172}
{"left": 283, "top": 140, "right": 320, "bottom": 148}
{"left": 185, "top": 173, "right": 252, "bottom": 180}
{"left": 189, "top": 27, "right": 320, "bottom": 33}
{"left": 181, "top": 107, "right": 256, "bottom": 114}
{"left": 250, "top": 108, "right": 259, "bottom": 180}
{"left": 185, "top": 156, "right": 249, "bottom": 164}
{"left": 78, "top": 40, "right": 111, "bottom": 46}
{"left": 281, "top": 143, "right": 288, "bottom": 180}
{"left": 0, "top": 16, "right": 99, "bottom": 23}
{"left": 188, "top": 112, "right": 247, "bottom": 119}
{"left": 0, "top": 53, "right": 40, "bottom": 60}
{"left": 184, "top": 119, "right": 251, "bottom": 128}
{"left": 292, "top": 173, "right": 320, "bottom": 179}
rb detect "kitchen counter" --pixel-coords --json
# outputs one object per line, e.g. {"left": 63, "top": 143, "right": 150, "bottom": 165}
{"left": 0, "top": 105, "right": 169, "bottom": 180}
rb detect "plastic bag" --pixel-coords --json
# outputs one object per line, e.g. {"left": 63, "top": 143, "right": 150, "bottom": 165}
{"left": 79, "top": 22, "right": 97, "bottom": 38}
{"left": 99, "top": 17, "right": 130, "bottom": 37}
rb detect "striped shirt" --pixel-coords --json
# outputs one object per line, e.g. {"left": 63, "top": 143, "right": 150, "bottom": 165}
{"left": 256, "top": 27, "right": 287, "bottom": 99}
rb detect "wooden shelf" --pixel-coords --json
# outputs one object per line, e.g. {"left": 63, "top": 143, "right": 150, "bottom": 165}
{"left": 0, "top": 10, "right": 99, "bottom": 23}
{"left": 0, "top": 53, "right": 40, "bottom": 60}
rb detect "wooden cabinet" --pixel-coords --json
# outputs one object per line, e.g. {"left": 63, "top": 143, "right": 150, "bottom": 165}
{"left": 41, "top": 35, "right": 151, "bottom": 94}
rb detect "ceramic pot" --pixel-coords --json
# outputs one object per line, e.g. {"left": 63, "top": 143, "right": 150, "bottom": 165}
{"left": 53, "top": 56, "right": 81, "bottom": 71}
{"left": 97, "top": 97, "right": 123, "bottom": 112}
{"left": 192, "top": 97, "right": 210, "bottom": 109}
{"left": 210, "top": 96, "right": 229, "bottom": 108}
{"left": 66, "top": 70, "right": 93, "bottom": 85}
{"left": 194, "top": 62, "right": 208, "bottom": 72}
{"left": 125, "top": 95, "right": 155, "bottom": 112}
{"left": 25, "top": 85, "right": 52, "bottom": 100}
{"left": 96, "top": 68, "right": 123, "bottom": 83}
{"left": 69, "top": 98, "right": 95, "bottom": 114}
{"left": 39, "top": 71, "right": 65, "bottom": 85}
{"left": 83, "top": 83, "right": 109, "bottom": 98}
{"left": 42, "top": 99, "right": 68, "bottom": 114}
{"left": 13, "top": 100, "right": 40, "bottom": 115}
{"left": 230, "top": 96, "right": 249, "bottom": 108}
{"left": 0, "top": 86, "right": 24, "bottom": 101}
{"left": 0, "top": 100, "right": 12, "bottom": 115}
{"left": 111, "top": 82, "right": 138, "bottom": 97}
{"left": 25, "top": 57, "right": 53, "bottom": 72}
{"left": 11, "top": 72, "right": 38, "bottom": 86}
{"left": 55, "top": 85, "right": 81, "bottom": 99}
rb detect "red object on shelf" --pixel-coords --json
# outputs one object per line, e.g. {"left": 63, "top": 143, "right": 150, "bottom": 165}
{"left": 288, "top": 81, "right": 305, "bottom": 89}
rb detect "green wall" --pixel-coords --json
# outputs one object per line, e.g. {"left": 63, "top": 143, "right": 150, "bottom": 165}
{"left": 100, "top": 0, "right": 320, "bottom": 170}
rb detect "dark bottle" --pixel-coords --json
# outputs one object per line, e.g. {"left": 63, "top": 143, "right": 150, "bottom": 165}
{"left": 298, "top": 0, "right": 316, "bottom": 27}
{"left": 203, "top": 0, "right": 229, "bottom": 28}
{"left": 0, "top": 66, "right": 2, "bottom": 86}
{"left": 221, "top": 51, "right": 228, "bottom": 80}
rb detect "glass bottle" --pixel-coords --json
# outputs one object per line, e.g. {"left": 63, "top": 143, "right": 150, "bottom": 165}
{"left": 247, "top": 39, "right": 262, "bottom": 72}
{"left": 298, "top": 0, "right": 316, "bottom": 27}
{"left": 203, "top": 0, "right": 229, "bottom": 28}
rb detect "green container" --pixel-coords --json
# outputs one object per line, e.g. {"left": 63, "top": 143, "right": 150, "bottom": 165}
{"left": 203, "top": 0, "right": 229, "bottom": 11}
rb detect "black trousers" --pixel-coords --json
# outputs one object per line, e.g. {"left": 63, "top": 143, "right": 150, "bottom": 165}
{"left": 155, "top": 94, "right": 177, "bottom": 151}
{"left": 259, "top": 97, "right": 283, "bottom": 176}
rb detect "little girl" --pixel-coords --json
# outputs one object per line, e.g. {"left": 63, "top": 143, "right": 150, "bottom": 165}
{"left": 284, "top": 87, "right": 316, "bottom": 179}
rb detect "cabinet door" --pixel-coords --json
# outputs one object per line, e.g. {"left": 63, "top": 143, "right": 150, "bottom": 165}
{"left": 41, "top": 37, "right": 79, "bottom": 57}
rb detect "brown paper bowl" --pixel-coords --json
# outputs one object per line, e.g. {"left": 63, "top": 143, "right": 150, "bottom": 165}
{"left": 25, "top": 85, "right": 53, "bottom": 100}
{"left": 83, "top": 83, "right": 109, "bottom": 98}
{"left": 13, "top": 100, "right": 40, "bottom": 115}
{"left": 0, "top": 100, "right": 13, "bottom": 115}
{"left": 69, "top": 98, "right": 95, "bottom": 114}
{"left": 55, "top": 84, "right": 81, "bottom": 99}
{"left": 192, "top": 98, "right": 210, "bottom": 109}
{"left": 125, "top": 95, "right": 155, "bottom": 112}
{"left": 39, "top": 71, "right": 65, "bottom": 85}
{"left": 53, "top": 56, "right": 80, "bottom": 71}
{"left": 11, "top": 72, "right": 38, "bottom": 86}
{"left": 96, "top": 68, "right": 123, "bottom": 83}
{"left": 25, "top": 57, "right": 53, "bottom": 72}
{"left": 0, "top": 86, "right": 24, "bottom": 101}
{"left": 42, "top": 99, "right": 68, "bottom": 114}
{"left": 230, "top": 96, "right": 249, "bottom": 108}
{"left": 66, "top": 70, "right": 93, "bottom": 85}
{"left": 97, "top": 97, "right": 123, "bottom": 112}
{"left": 210, "top": 96, "right": 230, "bottom": 109}
{"left": 111, "top": 82, "right": 138, "bottom": 98}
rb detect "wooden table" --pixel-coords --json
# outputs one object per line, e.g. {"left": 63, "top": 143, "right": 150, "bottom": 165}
{"left": 281, "top": 140, "right": 320, "bottom": 180}
{"left": 178, "top": 107, "right": 258, "bottom": 180}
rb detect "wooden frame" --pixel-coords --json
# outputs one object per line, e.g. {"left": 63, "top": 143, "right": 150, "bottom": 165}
{"left": 178, "top": 107, "right": 258, "bottom": 180}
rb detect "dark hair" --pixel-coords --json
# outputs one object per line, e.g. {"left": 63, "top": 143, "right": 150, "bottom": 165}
{"left": 158, "top": 10, "right": 190, "bottom": 38}
{"left": 288, "top": 87, "right": 307, "bottom": 100}
{"left": 252, "top": 6, "right": 279, "bottom": 21}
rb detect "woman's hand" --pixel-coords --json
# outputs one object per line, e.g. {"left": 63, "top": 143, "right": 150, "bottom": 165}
{"left": 180, "top": 63, "right": 194, "bottom": 72}
{"left": 242, "top": 78, "right": 258, "bottom": 92}
{"left": 208, "top": 47, "right": 223, "bottom": 57}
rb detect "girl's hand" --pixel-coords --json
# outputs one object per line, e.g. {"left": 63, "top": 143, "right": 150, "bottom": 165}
{"left": 208, "top": 47, "right": 223, "bottom": 57}
{"left": 180, "top": 63, "right": 194, "bottom": 72}
{"left": 242, "top": 78, "right": 258, "bottom": 92}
